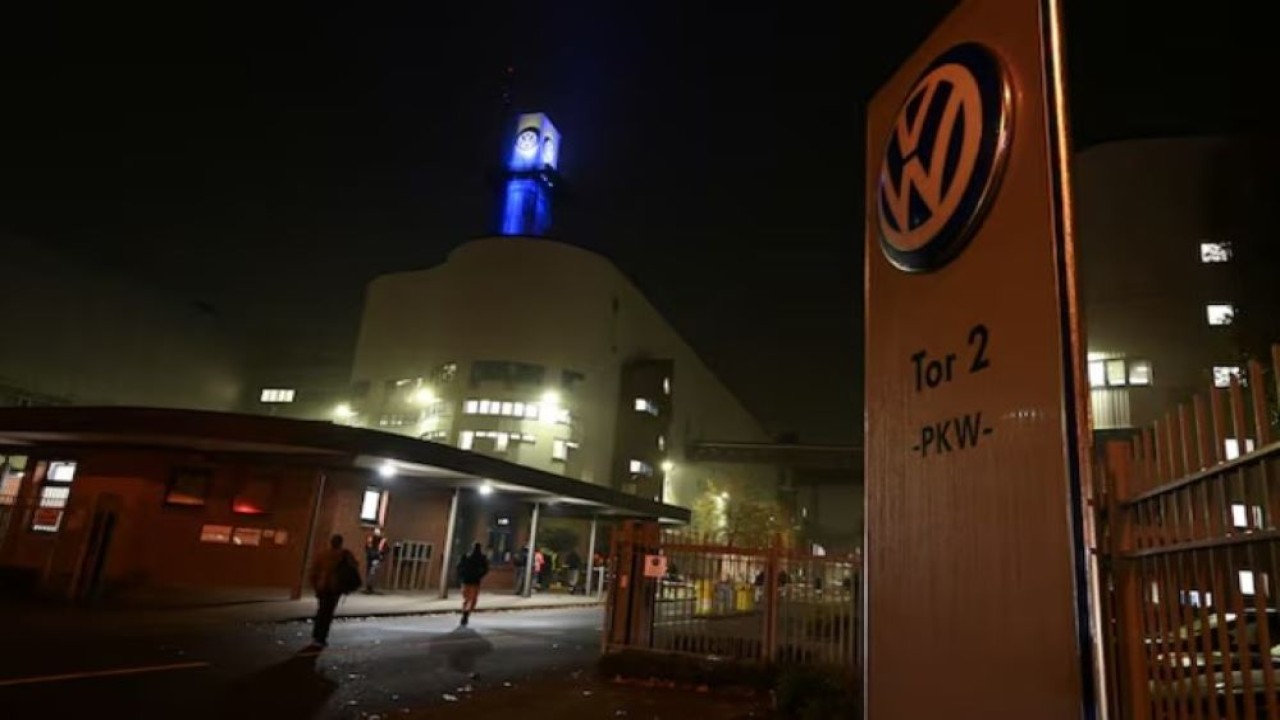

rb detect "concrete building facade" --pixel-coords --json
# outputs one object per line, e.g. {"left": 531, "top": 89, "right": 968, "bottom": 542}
{"left": 1076, "top": 136, "right": 1280, "bottom": 445}
{"left": 343, "top": 237, "right": 774, "bottom": 512}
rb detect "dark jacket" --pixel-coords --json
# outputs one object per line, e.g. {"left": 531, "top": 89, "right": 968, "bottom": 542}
{"left": 457, "top": 551, "right": 490, "bottom": 585}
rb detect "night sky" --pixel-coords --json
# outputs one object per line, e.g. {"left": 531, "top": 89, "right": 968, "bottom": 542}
{"left": 0, "top": 2, "right": 1262, "bottom": 442}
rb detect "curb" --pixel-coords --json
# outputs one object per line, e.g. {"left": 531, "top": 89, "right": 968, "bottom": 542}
{"left": 275, "top": 600, "right": 606, "bottom": 624}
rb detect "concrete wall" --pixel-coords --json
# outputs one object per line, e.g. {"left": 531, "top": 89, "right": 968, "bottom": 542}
{"left": 0, "top": 233, "right": 244, "bottom": 410}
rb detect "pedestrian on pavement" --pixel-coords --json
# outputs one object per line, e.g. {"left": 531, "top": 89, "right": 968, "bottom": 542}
{"left": 364, "top": 528, "right": 390, "bottom": 594}
{"left": 565, "top": 549, "right": 583, "bottom": 594}
{"left": 307, "top": 534, "right": 361, "bottom": 650}
{"left": 457, "top": 542, "right": 489, "bottom": 626}
{"left": 514, "top": 545, "right": 529, "bottom": 595}
{"left": 533, "top": 548, "right": 546, "bottom": 592}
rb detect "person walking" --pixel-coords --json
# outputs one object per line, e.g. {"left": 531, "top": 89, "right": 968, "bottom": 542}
{"left": 513, "top": 545, "right": 529, "bottom": 595}
{"left": 456, "top": 542, "right": 489, "bottom": 626}
{"left": 363, "top": 528, "right": 390, "bottom": 594}
{"left": 532, "top": 548, "right": 546, "bottom": 592}
{"left": 565, "top": 549, "right": 583, "bottom": 595}
{"left": 307, "top": 534, "right": 360, "bottom": 650}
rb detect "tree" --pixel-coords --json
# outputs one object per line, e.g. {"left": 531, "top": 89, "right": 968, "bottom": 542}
{"left": 724, "top": 498, "right": 792, "bottom": 548}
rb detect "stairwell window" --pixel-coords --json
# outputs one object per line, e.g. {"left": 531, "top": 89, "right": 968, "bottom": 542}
{"left": 634, "top": 398, "right": 659, "bottom": 416}
{"left": 1212, "top": 366, "right": 1243, "bottom": 388}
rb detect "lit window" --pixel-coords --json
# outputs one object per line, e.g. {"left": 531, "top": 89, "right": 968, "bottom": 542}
{"left": 1088, "top": 361, "right": 1107, "bottom": 388}
{"left": 1239, "top": 570, "right": 1256, "bottom": 596}
{"left": 259, "top": 388, "right": 296, "bottom": 403}
{"left": 494, "top": 433, "right": 510, "bottom": 453}
{"left": 629, "top": 459, "right": 653, "bottom": 476}
{"left": 1127, "top": 360, "right": 1152, "bottom": 386}
{"left": 501, "top": 402, "right": 514, "bottom": 416}
{"left": 663, "top": 377, "right": 671, "bottom": 395}
{"left": 32, "top": 460, "right": 77, "bottom": 532}
{"left": 465, "top": 400, "right": 479, "bottom": 415}
{"left": 47, "top": 461, "right": 77, "bottom": 482}
{"left": 634, "top": 398, "right": 658, "bottom": 416}
{"left": 1213, "top": 366, "right": 1243, "bottom": 388}
{"left": 1224, "top": 438, "right": 1257, "bottom": 461}
{"left": 657, "top": 435, "right": 666, "bottom": 451}
{"left": 524, "top": 403, "right": 539, "bottom": 420}
{"left": 360, "top": 488, "right": 384, "bottom": 524}
{"left": 1206, "top": 304, "right": 1235, "bottom": 326}
{"left": 553, "top": 439, "right": 568, "bottom": 461}
{"left": 513, "top": 402, "right": 525, "bottom": 417}
{"left": 232, "top": 527, "right": 263, "bottom": 546}
{"left": 1200, "top": 242, "right": 1232, "bottom": 263}
{"left": 459, "top": 431, "right": 475, "bottom": 450}
{"left": 1105, "top": 359, "right": 1127, "bottom": 387}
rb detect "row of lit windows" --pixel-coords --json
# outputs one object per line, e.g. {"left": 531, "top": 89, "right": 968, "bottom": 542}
{"left": 260, "top": 388, "right": 296, "bottom": 403}
{"left": 1088, "top": 358, "right": 1152, "bottom": 389}
{"left": 459, "top": 430, "right": 537, "bottom": 453}
{"left": 463, "top": 399, "right": 570, "bottom": 424}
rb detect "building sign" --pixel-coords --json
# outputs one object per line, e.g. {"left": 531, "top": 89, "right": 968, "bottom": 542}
{"left": 863, "top": 1, "right": 1093, "bottom": 718}
{"left": 642, "top": 554, "right": 667, "bottom": 579}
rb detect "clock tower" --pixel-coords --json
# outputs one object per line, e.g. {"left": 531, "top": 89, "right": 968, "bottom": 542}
{"left": 498, "top": 113, "right": 560, "bottom": 236}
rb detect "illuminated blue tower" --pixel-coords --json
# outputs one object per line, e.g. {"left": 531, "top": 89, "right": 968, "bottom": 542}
{"left": 499, "top": 113, "right": 560, "bottom": 236}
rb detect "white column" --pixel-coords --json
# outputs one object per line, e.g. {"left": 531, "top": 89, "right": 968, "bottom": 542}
{"left": 585, "top": 515, "right": 599, "bottom": 596}
{"left": 438, "top": 488, "right": 461, "bottom": 600}
{"left": 523, "top": 502, "right": 541, "bottom": 598}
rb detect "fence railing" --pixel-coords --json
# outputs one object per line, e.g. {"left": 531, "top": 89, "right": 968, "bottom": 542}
{"left": 1097, "top": 345, "right": 1280, "bottom": 720}
{"left": 606, "top": 525, "right": 860, "bottom": 670}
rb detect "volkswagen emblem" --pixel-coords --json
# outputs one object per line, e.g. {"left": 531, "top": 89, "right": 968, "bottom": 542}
{"left": 877, "top": 43, "right": 1013, "bottom": 273}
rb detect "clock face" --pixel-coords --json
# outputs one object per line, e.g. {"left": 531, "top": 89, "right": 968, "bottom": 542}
{"left": 515, "top": 129, "right": 539, "bottom": 157}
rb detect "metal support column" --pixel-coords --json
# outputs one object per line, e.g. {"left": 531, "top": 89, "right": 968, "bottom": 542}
{"left": 585, "top": 515, "right": 598, "bottom": 596}
{"left": 522, "top": 501, "right": 541, "bottom": 598}
{"left": 438, "top": 487, "right": 461, "bottom": 600}
{"left": 294, "top": 471, "right": 327, "bottom": 600}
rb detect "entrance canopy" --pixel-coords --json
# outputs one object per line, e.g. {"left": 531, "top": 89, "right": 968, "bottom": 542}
{"left": 0, "top": 406, "right": 690, "bottom": 523}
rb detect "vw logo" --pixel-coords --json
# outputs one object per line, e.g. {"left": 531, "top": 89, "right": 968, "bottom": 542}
{"left": 877, "top": 43, "right": 1012, "bottom": 273}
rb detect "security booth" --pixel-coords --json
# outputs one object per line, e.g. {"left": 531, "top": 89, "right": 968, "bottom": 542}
{"left": 0, "top": 407, "right": 688, "bottom": 605}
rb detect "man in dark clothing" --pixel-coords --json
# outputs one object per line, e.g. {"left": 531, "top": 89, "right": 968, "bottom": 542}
{"left": 307, "top": 534, "right": 359, "bottom": 650}
{"left": 513, "top": 545, "right": 529, "bottom": 595}
{"left": 457, "top": 542, "right": 489, "bottom": 626}
{"left": 565, "top": 550, "right": 583, "bottom": 594}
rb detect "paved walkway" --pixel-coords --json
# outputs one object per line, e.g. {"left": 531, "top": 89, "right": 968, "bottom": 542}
{"left": 1, "top": 591, "right": 604, "bottom": 630}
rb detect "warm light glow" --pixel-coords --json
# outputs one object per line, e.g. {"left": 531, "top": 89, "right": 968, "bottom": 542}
{"left": 378, "top": 461, "right": 397, "bottom": 479}
{"left": 541, "top": 389, "right": 561, "bottom": 406}
{"left": 479, "top": 482, "right": 494, "bottom": 496}
{"left": 413, "top": 387, "right": 436, "bottom": 405}
{"left": 661, "top": 460, "right": 675, "bottom": 473}
{"left": 334, "top": 403, "right": 354, "bottom": 419}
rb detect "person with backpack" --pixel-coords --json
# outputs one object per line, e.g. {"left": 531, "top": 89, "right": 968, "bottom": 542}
{"left": 306, "top": 534, "right": 361, "bottom": 650}
{"left": 456, "top": 542, "right": 489, "bottom": 626}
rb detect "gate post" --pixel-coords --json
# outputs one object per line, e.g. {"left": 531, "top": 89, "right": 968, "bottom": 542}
{"left": 605, "top": 520, "right": 659, "bottom": 652}
{"left": 1106, "top": 440, "right": 1150, "bottom": 720}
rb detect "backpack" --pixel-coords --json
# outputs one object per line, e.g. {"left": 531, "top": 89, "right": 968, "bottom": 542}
{"left": 335, "top": 552, "right": 362, "bottom": 595}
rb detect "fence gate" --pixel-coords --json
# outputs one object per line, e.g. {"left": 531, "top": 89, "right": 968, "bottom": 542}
{"left": 1096, "top": 345, "right": 1280, "bottom": 720}
{"left": 605, "top": 521, "right": 861, "bottom": 670}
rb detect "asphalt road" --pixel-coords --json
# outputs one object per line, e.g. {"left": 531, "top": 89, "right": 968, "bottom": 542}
{"left": 0, "top": 606, "right": 603, "bottom": 719}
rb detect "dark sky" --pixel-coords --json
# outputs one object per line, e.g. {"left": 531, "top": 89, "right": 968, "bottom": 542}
{"left": 0, "top": 2, "right": 1262, "bottom": 442}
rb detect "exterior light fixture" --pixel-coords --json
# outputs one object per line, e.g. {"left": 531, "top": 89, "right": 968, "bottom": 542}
{"left": 661, "top": 460, "right": 675, "bottom": 473}
{"left": 413, "top": 387, "right": 436, "bottom": 405}
{"left": 333, "top": 403, "right": 355, "bottom": 420}
{"left": 378, "top": 461, "right": 397, "bottom": 479}
{"left": 479, "top": 482, "right": 494, "bottom": 496}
